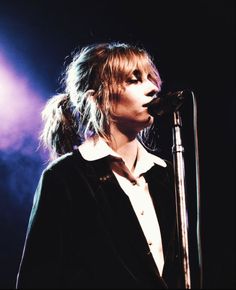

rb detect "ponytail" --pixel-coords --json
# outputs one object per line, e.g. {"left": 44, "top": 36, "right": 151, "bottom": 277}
{"left": 39, "top": 94, "right": 81, "bottom": 160}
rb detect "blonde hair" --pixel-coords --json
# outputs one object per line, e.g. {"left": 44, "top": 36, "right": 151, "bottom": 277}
{"left": 40, "top": 42, "right": 162, "bottom": 159}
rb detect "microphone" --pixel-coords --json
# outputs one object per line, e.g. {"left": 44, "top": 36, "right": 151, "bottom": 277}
{"left": 143, "top": 90, "right": 190, "bottom": 116}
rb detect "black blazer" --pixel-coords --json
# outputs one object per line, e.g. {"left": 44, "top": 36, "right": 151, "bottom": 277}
{"left": 16, "top": 150, "right": 182, "bottom": 289}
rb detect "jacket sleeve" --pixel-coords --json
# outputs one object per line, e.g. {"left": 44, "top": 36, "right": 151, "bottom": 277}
{"left": 16, "top": 168, "right": 66, "bottom": 289}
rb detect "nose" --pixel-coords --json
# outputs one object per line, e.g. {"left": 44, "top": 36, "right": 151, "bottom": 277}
{"left": 145, "top": 79, "right": 159, "bottom": 98}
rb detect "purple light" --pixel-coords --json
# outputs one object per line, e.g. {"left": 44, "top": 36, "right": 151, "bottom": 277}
{"left": 0, "top": 52, "right": 45, "bottom": 153}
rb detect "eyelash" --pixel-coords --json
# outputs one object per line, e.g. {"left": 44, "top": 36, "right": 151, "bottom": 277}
{"left": 127, "top": 78, "right": 139, "bottom": 84}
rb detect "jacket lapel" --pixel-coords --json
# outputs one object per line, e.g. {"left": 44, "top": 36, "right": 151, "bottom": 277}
{"left": 82, "top": 154, "right": 162, "bottom": 276}
{"left": 74, "top": 150, "right": 174, "bottom": 284}
{"left": 143, "top": 164, "right": 177, "bottom": 276}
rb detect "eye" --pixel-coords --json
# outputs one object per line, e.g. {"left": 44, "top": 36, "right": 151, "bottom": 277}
{"left": 127, "top": 78, "right": 139, "bottom": 84}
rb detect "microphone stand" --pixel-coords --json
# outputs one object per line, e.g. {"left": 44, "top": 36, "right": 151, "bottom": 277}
{"left": 172, "top": 110, "right": 191, "bottom": 289}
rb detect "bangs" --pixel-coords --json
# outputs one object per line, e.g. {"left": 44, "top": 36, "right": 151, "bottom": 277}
{"left": 105, "top": 50, "right": 162, "bottom": 89}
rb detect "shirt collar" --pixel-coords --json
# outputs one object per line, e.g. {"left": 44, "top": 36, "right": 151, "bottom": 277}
{"left": 135, "top": 140, "right": 167, "bottom": 176}
{"left": 78, "top": 136, "right": 121, "bottom": 161}
{"left": 79, "top": 136, "right": 166, "bottom": 175}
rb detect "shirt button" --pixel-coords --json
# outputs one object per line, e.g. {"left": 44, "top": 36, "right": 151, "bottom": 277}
{"left": 148, "top": 241, "right": 153, "bottom": 246}
{"left": 140, "top": 210, "right": 144, "bottom": 215}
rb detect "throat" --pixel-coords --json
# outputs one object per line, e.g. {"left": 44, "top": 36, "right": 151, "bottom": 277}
{"left": 116, "top": 141, "right": 139, "bottom": 173}
{"left": 108, "top": 125, "right": 139, "bottom": 172}
{"left": 130, "top": 149, "right": 138, "bottom": 173}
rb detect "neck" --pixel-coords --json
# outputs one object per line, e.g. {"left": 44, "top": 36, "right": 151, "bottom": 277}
{"left": 109, "top": 124, "right": 139, "bottom": 172}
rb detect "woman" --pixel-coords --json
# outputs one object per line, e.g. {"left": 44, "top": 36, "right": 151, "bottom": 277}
{"left": 16, "top": 42, "right": 182, "bottom": 288}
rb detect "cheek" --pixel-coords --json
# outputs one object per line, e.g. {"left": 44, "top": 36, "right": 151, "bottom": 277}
{"left": 121, "top": 88, "right": 137, "bottom": 104}
{"left": 114, "top": 90, "right": 144, "bottom": 115}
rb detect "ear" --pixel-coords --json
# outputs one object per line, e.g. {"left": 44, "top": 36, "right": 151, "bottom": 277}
{"left": 83, "top": 90, "right": 97, "bottom": 107}
{"left": 84, "top": 89, "right": 95, "bottom": 100}
{"left": 84, "top": 89, "right": 104, "bottom": 110}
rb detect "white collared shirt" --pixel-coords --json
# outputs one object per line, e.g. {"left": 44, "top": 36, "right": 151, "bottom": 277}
{"left": 79, "top": 137, "right": 166, "bottom": 275}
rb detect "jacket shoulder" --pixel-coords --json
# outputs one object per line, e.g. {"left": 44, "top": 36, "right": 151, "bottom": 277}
{"left": 43, "top": 150, "right": 84, "bottom": 175}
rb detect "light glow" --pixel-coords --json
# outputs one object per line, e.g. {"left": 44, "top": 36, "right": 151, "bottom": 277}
{"left": 0, "top": 52, "right": 44, "bottom": 153}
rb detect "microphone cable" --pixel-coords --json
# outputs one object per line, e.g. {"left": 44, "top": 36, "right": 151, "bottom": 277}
{"left": 191, "top": 90, "right": 203, "bottom": 289}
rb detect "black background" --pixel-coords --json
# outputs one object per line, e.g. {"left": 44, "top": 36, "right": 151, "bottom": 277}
{"left": 0, "top": 1, "right": 235, "bottom": 288}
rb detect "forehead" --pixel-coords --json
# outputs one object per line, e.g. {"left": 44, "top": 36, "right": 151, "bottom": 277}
{"left": 109, "top": 51, "right": 160, "bottom": 81}
{"left": 115, "top": 52, "right": 162, "bottom": 88}
{"left": 120, "top": 53, "right": 155, "bottom": 75}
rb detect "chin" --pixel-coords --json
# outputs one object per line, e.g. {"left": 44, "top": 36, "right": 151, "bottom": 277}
{"left": 140, "top": 115, "right": 153, "bottom": 130}
{"left": 146, "top": 115, "right": 154, "bottom": 125}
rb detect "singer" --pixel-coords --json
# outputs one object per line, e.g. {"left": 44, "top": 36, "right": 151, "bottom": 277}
{"left": 16, "top": 42, "right": 183, "bottom": 289}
